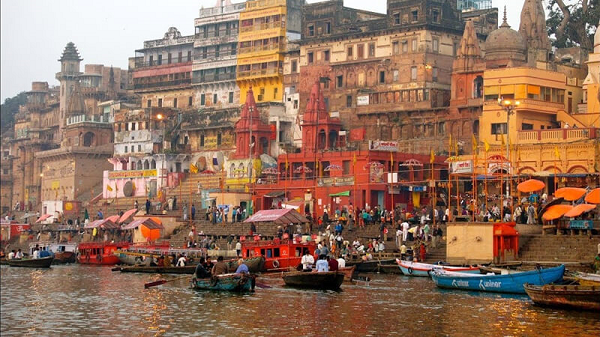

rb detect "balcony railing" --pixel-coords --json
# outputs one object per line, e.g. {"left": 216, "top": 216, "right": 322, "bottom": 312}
{"left": 66, "top": 114, "right": 110, "bottom": 126}
{"left": 192, "top": 73, "right": 236, "bottom": 84}
{"left": 240, "top": 21, "right": 284, "bottom": 33}
{"left": 238, "top": 42, "right": 284, "bottom": 54}
{"left": 245, "top": 0, "right": 286, "bottom": 10}
{"left": 237, "top": 67, "right": 282, "bottom": 79}
{"left": 134, "top": 59, "right": 192, "bottom": 69}
{"left": 133, "top": 79, "right": 192, "bottom": 90}
{"left": 517, "top": 128, "right": 597, "bottom": 144}
{"left": 198, "top": 3, "right": 245, "bottom": 18}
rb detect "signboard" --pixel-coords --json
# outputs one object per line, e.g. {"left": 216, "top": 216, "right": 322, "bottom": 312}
{"left": 387, "top": 173, "right": 398, "bottom": 184}
{"left": 450, "top": 160, "right": 473, "bottom": 174}
{"left": 488, "top": 162, "right": 511, "bottom": 174}
{"left": 370, "top": 166, "right": 384, "bottom": 183}
{"left": 357, "top": 95, "right": 369, "bottom": 106}
{"left": 108, "top": 169, "right": 157, "bottom": 179}
{"left": 330, "top": 111, "right": 340, "bottom": 118}
{"left": 369, "top": 140, "right": 399, "bottom": 152}
{"left": 317, "top": 176, "right": 355, "bottom": 187}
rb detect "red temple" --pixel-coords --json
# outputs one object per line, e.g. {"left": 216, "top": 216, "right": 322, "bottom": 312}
{"left": 233, "top": 87, "right": 272, "bottom": 158}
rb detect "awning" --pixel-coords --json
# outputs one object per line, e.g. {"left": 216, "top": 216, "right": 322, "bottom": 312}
{"left": 542, "top": 204, "right": 573, "bottom": 221}
{"left": 556, "top": 173, "right": 588, "bottom": 178}
{"left": 329, "top": 191, "right": 350, "bottom": 197}
{"left": 121, "top": 217, "right": 163, "bottom": 230}
{"left": 118, "top": 208, "right": 139, "bottom": 224}
{"left": 564, "top": 204, "right": 596, "bottom": 218}
{"left": 84, "top": 219, "right": 120, "bottom": 230}
{"left": 264, "top": 191, "right": 285, "bottom": 198}
{"left": 244, "top": 208, "right": 309, "bottom": 224}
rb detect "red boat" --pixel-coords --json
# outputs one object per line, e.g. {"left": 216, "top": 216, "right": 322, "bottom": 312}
{"left": 78, "top": 242, "right": 130, "bottom": 265}
{"left": 242, "top": 237, "right": 315, "bottom": 271}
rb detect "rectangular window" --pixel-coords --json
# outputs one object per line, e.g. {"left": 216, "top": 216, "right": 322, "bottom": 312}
{"left": 217, "top": 133, "right": 222, "bottom": 145}
{"left": 293, "top": 99, "right": 298, "bottom": 109}
{"left": 138, "top": 145, "right": 142, "bottom": 152}
{"left": 369, "top": 43, "right": 375, "bottom": 57}
{"left": 393, "top": 70, "right": 399, "bottom": 82}
{"left": 203, "top": 48, "right": 207, "bottom": 59}
{"left": 402, "top": 41, "right": 408, "bottom": 53}
{"left": 229, "top": 92, "right": 234, "bottom": 103}
{"left": 274, "top": 87, "right": 278, "bottom": 99}
{"left": 346, "top": 95, "right": 352, "bottom": 108}
{"left": 178, "top": 52, "right": 182, "bottom": 63}
{"left": 308, "top": 25, "right": 314, "bottom": 36}
{"left": 189, "top": 96, "right": 193, "bottom": 106}
{"left": 149, "top": 55, "right": 153, "bottom": 66}
{"left": 491, "top": 123, "right": 507, "bottom": 135}
{"left": 215, "top": 46, "right": 220, "bottom": 58}
{"left": 343, "top": 160, "right": 350, "bottom": 174}
{"left": 453, "top": 42, "right": 459, "bottom": 56}
{"left": 393, "top": 13, "right": 400, "bottom": 25}
{"left": 432, "top": 9, "right": 440, "bottom": 23}
{"left": 168, "top": 53, "right": 172, "bottom": 64}
{"left": 323, "top": 50, "right": 330, "bottom": 61}
{"left": 412, "top": 10, "right": 418, "bottom": 22}
{"left": 213, "top": 93, "right": 218, "bottom": 104}
{"left": 393, "top": 41, "right": 399, "bottom": 55}
{"left": 291, "top": 60, "right": 297, "bottom": 73}
{"left": 200, "top": 93, "right": 205, "bottom": 106}
{"left": 231, "top": 43, "right": 237, "bottom": 55}
{"left": 379, "top": 71, "right": 385, "bottom": 84}
{"left": 157, "top": 54, "right": 162, "bottom": 65}
{"left": 308, "top": 52, "right": 314, "bottom": 63}
{"left": 412, "top": 39, "right": 417, "bottom": 52}
{"left": 432, "top": 67, "right": 438, "bottom": 82}
{"left": 411, "top": 66, "right": 417, "bottom": 81}
{"left": 158, "top": 98, "right": 162, "bottom": 107}
{"left": 522, "top": 123, "right": 534, "bottom": 130}
{"left": 357, "top": 44, "right": 364, "bottom": 59}
{"left": 147, "top": 99, "right": 151, "bottom": 108}
{"left": 325, "top": 22, "right": 331, "bottom": 34}
{"left": 124, "top": 146, "right": 128, "bottom": 153}
{"left": 214, "top": 24, "right": 220, "bottom": 37}
{"left": 347, "top": 46, "right": 353, "bottom": 58}
{"left": 337, "top": 75, "right": 343, "bottom": 88}
{"left": 432, "top": 38, "right": 439, "bottom": 52}
{"left": 173, "top": 98, "right": 178, "bottom": 108}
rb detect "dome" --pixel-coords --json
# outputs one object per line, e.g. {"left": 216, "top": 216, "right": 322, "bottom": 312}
{"left": 485, "top": 11, "right": 527, "bottom": 63}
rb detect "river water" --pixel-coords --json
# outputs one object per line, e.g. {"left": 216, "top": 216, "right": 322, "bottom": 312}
{"left": 1, "top": 265, "right": 598, "bottom": 336}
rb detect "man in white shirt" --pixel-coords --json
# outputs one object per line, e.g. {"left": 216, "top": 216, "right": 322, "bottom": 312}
{"left": 337, "top": 257, "right": 346, "bottom": 268}
{"left": 176, "top": 255, "right": 186, "bottom": 267}
{"left": 401, "top": 221, "right": 409, "bottom": 242}
{"left": 315, "top": 255, "right": 329, "bottom": 272}
{"left": 14, "top": 249, "right": 23, "bottom": 259}
{"left": 7, "top": 250, "right": 15, "bottom": 259}
{"left": 396, "top": 227, "right": 403, "bottom": 248}
{"left": 300, "top": 250, "right": 314, "bottom": 271}
{"left": 32, "top": 248, "right": 40, "bottom": 259}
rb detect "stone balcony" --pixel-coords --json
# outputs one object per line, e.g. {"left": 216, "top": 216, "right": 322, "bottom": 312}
{"left": 517, "top": 128, "right": 598, "bottom": 144}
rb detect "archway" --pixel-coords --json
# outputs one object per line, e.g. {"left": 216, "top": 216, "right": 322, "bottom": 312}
{"left": 318, "top": 129, "right": 326, "bottom": 150}
{"left": 151, "top": 160, "right": 156, "bottom": 169}
{"left": 83, "top": 132, "right": 95, "bottom": 147}
{"left": 473, "top": 76, "right": 483, "bottom": 98}
{"left": 260, "top": 137, "right": 269, "bottom": 155}
{"left": 328, "top": 130, "right": 338, "bottom": 149}
{"left": 144, "top": 160, "right": 150, "bottom": 170}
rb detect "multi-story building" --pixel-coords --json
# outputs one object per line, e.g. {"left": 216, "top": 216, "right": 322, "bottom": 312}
{"left": 581, "top": 20, "right": 600, "bottom": 114}
{"left": 132, "top": 27, "right": 195, "bottom": 110}
{"left": 193, "top": 0, "right": 245, "bottom": 109}
{"left": 1, "top": 138, "right": 14, "bottom": 214}
{"left": 236, "top": 0, "right": 305, "bottom": 104}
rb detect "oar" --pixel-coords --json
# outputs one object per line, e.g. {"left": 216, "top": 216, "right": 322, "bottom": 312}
{"left": 144, "top": 275, "right": 189, "bottom": 289}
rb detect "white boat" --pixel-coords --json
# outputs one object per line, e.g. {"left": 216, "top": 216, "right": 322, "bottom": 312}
{"left": 396, "top": 259, "right": 480, "bottom": 277}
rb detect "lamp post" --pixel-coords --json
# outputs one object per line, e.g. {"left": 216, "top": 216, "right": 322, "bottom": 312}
{"left": 497, "top": 98, "right": 520, "bottom": 215}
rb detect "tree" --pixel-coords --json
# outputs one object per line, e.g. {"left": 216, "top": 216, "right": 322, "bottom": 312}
{"left": 0, "top": 92, "right": 27, "bottom": 134}
{"left": 546, "top": 0, "right": 599, "bottom": 51}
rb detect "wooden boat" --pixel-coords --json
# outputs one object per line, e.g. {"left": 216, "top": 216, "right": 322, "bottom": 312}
{"left": 346, "top": 258, "right": 396, "bottom": 273}
{"left": 338, "top": 265, "right": 356, "bottom": 282}
{"left": 190, "top": 273, "right": 255, "bottom": 292}
{"left": 397, "top": 260, "right": 480, "bottom": 277}
{"left": 7, "top": 256, "right": 54, "bottom": 268}
{"left": 78, "top": 242, "right": 130, "bottom": 265}
{"left": 242, "top": 238, "right": 315, "bottom": 272}
{"left": 524, "top": 283, "right": 600, "bottom": 311}
{"left": 283, "top": 271, "right": 345, "bottom": 290}
{"left": 118, "top": 256, "right": 266, "bottom": 275}
{"left": 572, "top": 272, "right": 600, "bottom": 286}
{"left": 431, "top": 265, "right": 565, "bottom": 294}
{"left": 29, "top": 242, "right": 78, "bottom": 264}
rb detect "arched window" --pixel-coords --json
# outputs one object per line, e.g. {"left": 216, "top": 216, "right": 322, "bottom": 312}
{"left": 260, "top": 137, "right": 268, "bottom": 154}
{"left": 473, "top": 76, "right": 483, "bottom": 98}
{"left": 144, "top": 160, "right": 150, "bottom": 170}
{"left": 83, "top": 132, "right": 94, "bottom": 147}
{"left": 473, "top": 120, "right": 479, "bottom": 135}
{"left": 238, "top": 163, "right": 245, "bottom": 178}
{"left": 328, "top": 130, "right": 338, "bottom": 148}
{"left": 230, "top": 163, "right": 235, "bottom": 177}
{"left": 151, "top": 159, "right": 156, "bottom": 169}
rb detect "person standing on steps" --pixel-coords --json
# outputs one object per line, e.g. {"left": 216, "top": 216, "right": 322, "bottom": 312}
{"left": 191, "top": 204, "right": 196, "bottom": 221}
{"left": 145, "top": 199, "right": 151, "bottom": 215}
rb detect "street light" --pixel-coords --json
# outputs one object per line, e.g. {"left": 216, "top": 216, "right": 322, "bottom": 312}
{"left": 497, "top": 97, "right": 520, "bottom": 200}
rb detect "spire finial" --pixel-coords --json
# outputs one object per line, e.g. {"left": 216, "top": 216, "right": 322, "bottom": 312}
{"left": 503, "top": 6, "right": 507, "bottom": 23}
{"left": 500, "top": 6, "right": 510, "bottom": 28}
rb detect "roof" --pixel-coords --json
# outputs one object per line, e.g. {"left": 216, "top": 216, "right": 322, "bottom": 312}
{"left": 244, "top": 209, "right": 309, "bottom": 225}
{"left": 84, "top": 219, "right": 120, "bottom": 230}
{"left": 121, "top": 217, "right": 164, "bottom": 230}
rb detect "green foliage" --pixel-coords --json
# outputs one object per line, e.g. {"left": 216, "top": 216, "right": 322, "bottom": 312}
{"left": 546, "top": 0, "right": 599, "bottom": 50}
{"left": 0, "top": 92, "right": 27, "bottom": 133}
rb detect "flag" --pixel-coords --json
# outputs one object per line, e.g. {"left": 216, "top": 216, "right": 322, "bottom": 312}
{"left": 454, "top": 140, "right": 458, "bottom": 156}
{"left": 554, "top": 146, "right": 560, "bottom": 159}
{"left": 106, "top": 184, "right": 113, "bottom": 192}
{"left": 190, "top": 163, "right": 198, "bottom": 174}
{"left": 471, "top": 134, "right": 478, "bottom": 152}
{"left": 390, "top": 152, "right": 394, "bottom": 170}
{"left": 484, "top": 139, "right": 490, "bottom": 152}
{"left": 448, "top": 134, "right": 452, "bottom": 155}
{"left": 500, "top": 133, "right": 505, "bottom": 146}
{"left": 353, "top": 153, "right": 357, "bottom": 165}
{"left": 132, "top": 182, "right": 136, "bottom": 191}
{"left": 430, "top": 148, "right": 435, "bottom": 164}
{"left": 285, "top": 154, "right": 289, "bottom": 170}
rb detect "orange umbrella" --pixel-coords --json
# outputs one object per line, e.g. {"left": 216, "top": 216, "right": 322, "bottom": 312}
{"left": 516, "top": 179, "right": 545, "bottom": 193}
{"left": 585, "top": 188, "right": 600, "bottom": 204}
{"left": 542, "top": 204, "right": 573, "bottom": 221}
{"left": 555, "top": 187, "right": 587, "bottom": 201}
{"left": 564, "top": 204, "right": 596, "bottom": 218}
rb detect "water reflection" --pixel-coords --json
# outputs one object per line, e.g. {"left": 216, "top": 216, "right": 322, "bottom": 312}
{"left": 1, "top": 266, "right": 598, "bottom": 336}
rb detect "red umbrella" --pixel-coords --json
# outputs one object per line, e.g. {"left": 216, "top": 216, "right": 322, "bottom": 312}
{"left": 118, "top": 208, "right": 139, "bottom": 224}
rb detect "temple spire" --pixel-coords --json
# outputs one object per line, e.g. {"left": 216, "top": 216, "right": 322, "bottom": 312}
{"left": 519, "top": 0, "right": 550, "bottom": 51}
{"left": 500, "top": 6, "right": 509, "bottom": 28}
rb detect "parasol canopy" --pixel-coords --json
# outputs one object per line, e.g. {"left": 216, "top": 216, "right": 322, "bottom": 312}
{"left": 105, "top": 215, "right": 120, "bottom": 223}
{"left": 294, "top": 166, "right": 312, "bottom": 173}
{"left": 564, "top": 204, "right": 596, "bottom": 218}
{"left": 542, "top": 204, "right": 573, "bottom": 221}
{"left": 585, "top": 188, "right": 600, "bottom": 204}
{"left": 516, "top": 179, "right": 545, "bottom": 193}
{"left": 555, "top": 187, "right": 587, "bottom": 201}
{"left": 324, "top": 164, "right": 342, "bottom": 171}
{"left": 537, "top": 197, "right": 564, "bottom": 223}
{"left": 35, "top": 214, "right": 52, "bottom": 223}
{"left": 118, "top": 208, "right": 139, "bottom": 223}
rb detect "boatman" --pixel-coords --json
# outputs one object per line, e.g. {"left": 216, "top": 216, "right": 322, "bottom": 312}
{"left": 194, "top": 257, "right": 211, "bottom": 279}
{"left": 235, "top": 259, "right": 249, "bottom": 274}
{"left": 315, "top": 255, "right": 329, "bottom": 272}
{"left": 212, "top": 256, "right": 229, "bottom": 275}
{"left": 301, "top": 250, "right": 314, "bottom": 271}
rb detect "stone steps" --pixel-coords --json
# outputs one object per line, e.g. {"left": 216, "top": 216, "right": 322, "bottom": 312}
{"left": 518, "top": 235, "right": 600, "bottom": 263}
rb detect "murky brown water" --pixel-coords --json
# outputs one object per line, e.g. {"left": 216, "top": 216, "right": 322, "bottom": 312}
{"left": 1, "top": 265, "right": 598, "bottom": 336}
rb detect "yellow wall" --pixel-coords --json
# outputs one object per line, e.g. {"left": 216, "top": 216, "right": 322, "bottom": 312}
{"left": 446, "top": 222, "right": 494, "bottom": 264}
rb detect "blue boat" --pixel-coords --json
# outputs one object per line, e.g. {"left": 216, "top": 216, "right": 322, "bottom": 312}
{"left": 431, "top": 265, "right": 565, "bottom": 294}
{"left": 190, "top": 273, "right": 255, "bottom": 292}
